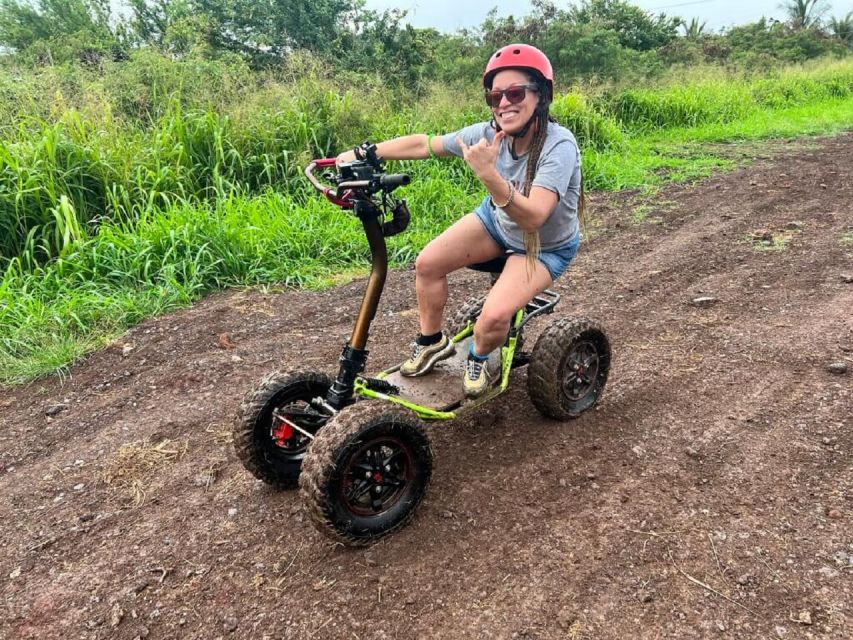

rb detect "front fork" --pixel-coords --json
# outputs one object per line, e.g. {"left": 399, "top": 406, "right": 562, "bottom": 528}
{"left": 326, "top": 202, "right": 387, "bottom": 410}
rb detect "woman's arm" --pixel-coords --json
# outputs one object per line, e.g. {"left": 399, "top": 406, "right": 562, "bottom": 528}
{"left": 458, "top": 134, "right": 558, "bottom": 233}
{"left": 480, "top": 174, "right": 558, "bottom": 233}
{"left": 336, "top": 134, "right": 448, "bottom": 164}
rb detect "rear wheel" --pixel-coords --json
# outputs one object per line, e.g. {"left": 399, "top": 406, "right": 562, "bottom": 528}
{"left": 528, "top": 317, "right": 610, "bottom": 420}
{"left": 446, "top": 295, "right": 485, "bottom": 339}
{"left": 300, "top": 401, "right": 433, "bottom": 546}
{"left": 447, "top": 295, "right": 525, "bottom": 352}
{"left": 233, "top": 370, "right": 332, "bottom": 489}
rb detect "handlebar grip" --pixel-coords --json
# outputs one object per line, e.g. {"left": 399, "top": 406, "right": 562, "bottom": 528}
{"left": 379, "top": 174, "right": 410, "bottom": 189}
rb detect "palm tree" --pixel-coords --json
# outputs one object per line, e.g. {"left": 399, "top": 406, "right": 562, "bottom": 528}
{"left": 828, "top": 11, "right": 853, "bottom": 45}
{"left": 780, "top": 0, "right": 831, "bottom": 29}
{"left": 680, "top": 17, "right": 707, "bottom": 39}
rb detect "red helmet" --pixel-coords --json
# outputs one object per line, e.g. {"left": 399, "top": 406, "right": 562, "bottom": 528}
{"left": 483, "top": 44, "right": 553, "bottom": 102}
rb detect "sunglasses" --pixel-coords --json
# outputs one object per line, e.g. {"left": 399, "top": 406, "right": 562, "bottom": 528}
{"left": 485, "top": 84, "right": 539, "bottom": 108}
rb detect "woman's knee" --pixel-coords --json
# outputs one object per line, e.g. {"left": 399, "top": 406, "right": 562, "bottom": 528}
{"left": 414, "top": 251, "right": 439, "bottom": 280}
{"left": 476, "top": 305, "right": 514, "bottom": 335}
{"left": 414, "top": 247, "right": 453, "bottom": 280}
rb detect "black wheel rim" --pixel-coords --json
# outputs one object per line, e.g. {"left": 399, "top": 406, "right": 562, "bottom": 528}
{"left": 561, "top": 339, "right": 600, "bottom": 402}
{"left": 339, "top": 436, "right": 414, "bottom": 517}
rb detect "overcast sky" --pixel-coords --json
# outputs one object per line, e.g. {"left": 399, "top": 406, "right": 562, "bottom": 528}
{"left": 363, "top": 0, "right": 853, "bottom": 33}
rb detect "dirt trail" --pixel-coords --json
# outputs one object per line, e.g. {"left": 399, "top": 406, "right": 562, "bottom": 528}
{"left": 1, "top": 136, "right": 851, "bottom": 640}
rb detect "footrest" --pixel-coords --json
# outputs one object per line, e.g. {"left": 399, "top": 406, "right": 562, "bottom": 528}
{"left": 362, "top": 377, "right": 400, "bottom": 395}
{"left": 519, "top": 289, "right": 560, "bottom": 332}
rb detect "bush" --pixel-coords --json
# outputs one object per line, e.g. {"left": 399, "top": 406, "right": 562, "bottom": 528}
{"left": 550, "top": 92, "right": 625, "bottom": 149}
{"left": 603, "top": 82, "right": 751, "bottom": 130}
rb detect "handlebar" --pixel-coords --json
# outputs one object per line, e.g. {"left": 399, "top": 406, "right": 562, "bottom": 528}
{"left": 304, "top": 157, "right": 409, "bottom": 210}
{"left": 305, "top": 152, "right": 412, "bottom": 238}
{"left": 380, "top": 174, "right": 411, "bottom": 189}
{"left": 305, "top": 158, "right": 353, "bottom": 207}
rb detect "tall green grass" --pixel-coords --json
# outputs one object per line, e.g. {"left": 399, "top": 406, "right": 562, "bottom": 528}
{"left": 602, "top": 59, "right": 853, "bottom": 131}
{"left": 2, "top": 57, "right": 853, "bottom": 384}
{"left": 4, "top": 57, "right": 852, "bottom": 269}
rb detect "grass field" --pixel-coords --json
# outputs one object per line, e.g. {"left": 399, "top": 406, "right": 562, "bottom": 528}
{"left": 1, "top": 58, "right": 852, "bottom": 384}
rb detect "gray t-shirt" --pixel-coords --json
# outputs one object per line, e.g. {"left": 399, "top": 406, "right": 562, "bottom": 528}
{"left": 441, "top": 121, "right": 581, "bottom": 251}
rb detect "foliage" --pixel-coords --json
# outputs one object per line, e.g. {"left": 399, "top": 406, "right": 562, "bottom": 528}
{"left": 550, "top": 92, "right": 625, "bottom": 149}
{"left": 781, "top": 0, "right": 831, "bottom": 29}
{"left": 828, "top": 12, "right": 853, "bottom": 46}
{"left": 336, "top": 9, "right": 441, "bottom": 88}
{"left": 0, "top": 0, "right": 123, "bottom": 64}
{"left": 723, "top": 18, "right": 847, "bottom": 67}
{"left": 126, "top": 0, "right": 210, "bottom": 56}
{"left": 1, "top": 0, "right": 850, "bottom": 89}
{"left": 129, "top": 0, "right": 359, "bottom": 66}
{"left": 567, "top": 0, "right": 680, "bottom": 51}
{"left": 680, "top": 18, "right": 707, "bottom": 40}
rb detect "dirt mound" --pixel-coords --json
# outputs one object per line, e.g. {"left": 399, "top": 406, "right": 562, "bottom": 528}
{"left": 1, "top": 136, "right": 851, "bottom": 639}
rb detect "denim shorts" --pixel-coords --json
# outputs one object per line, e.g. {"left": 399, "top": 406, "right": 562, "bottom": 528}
{"left": 474, "top": 197, "right": 580, "bottom": 280}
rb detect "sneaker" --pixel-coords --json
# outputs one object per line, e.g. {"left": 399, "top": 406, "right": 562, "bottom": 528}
{"left": 400, "top": 333, "right": 456, "bottom": 377}
{"left": 463, "top": 350, "right": 500, "bottom": 398}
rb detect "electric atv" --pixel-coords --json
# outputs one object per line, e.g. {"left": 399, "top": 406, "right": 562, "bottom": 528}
{"left": 233, "top": 142, "right": 610, "bottom": 546}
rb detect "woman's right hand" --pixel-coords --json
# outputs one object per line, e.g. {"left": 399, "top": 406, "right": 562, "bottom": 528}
{"left": 336, "top": 149, "right": 356, "bottom": 166}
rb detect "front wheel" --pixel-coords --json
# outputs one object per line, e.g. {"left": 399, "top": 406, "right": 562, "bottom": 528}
{"left": 528, "top": 317, "right": 610, "bottom": 420}
{"left": 300, "top": 401, "right": 433, "bottom": 546}
{"left": 233, "top": 370, "right": 333, "bottom": 489}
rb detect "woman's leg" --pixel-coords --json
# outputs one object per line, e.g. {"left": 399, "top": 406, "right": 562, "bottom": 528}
{"left": 415, "top": 213, "right": 503, "bottom": 335}
{"left": 473, "top": 254, "right": 553, "bottom": 355}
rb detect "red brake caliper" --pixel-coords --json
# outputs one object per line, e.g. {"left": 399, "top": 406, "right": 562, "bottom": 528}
{"left": 272, "top": 420, "right": 294, "bottom": 446}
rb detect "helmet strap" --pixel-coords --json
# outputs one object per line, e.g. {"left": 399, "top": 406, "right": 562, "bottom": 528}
{"left": 507, "top": 103, "right": 545, "bottom": 160}
{"left": 491, "top": 89, "right": 548, "bottom": 160}
{"left": 509, "top": 118, "right": 535, "bottom": 160}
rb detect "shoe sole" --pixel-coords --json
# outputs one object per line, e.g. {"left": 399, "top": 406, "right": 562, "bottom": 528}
{"left": 400, "top": 342, "right": 457, "bottom": 377}
{"left": 463, "top": 367, "right": 500, "bottom": 398}
{"left": 464, "top": 380, "right": 494, "bottom": 399}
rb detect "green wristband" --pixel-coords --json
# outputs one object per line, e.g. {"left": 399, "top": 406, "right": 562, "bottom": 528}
{"left": 427, "top": 134, "right": 437, "bottom": 160}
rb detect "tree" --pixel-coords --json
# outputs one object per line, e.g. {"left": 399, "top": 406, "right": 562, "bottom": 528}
{"left": 479, "top": 0, "right": 559, "bottom": 51}
{"left": 828, "top": 11, "right": 853, "bottom": 45}
{"left": 199, "top": 0, "right": 359, "bottom": 65}
{"left": 568, "top": 0, "right": 680, "bottom": 51}
{"left": 725, "top": 16, "right": 843, "bottom": 64}
{"left": 780, "top": 0, "right": 831, "bottom": 29}
{"left": 337, "top": 8, "right": 441, "bottom": 87}
{"left": 127, "top": 0, "right": 208, "bottom": 54}
{"left": 129, "top": 0, "right": 361, "bottom": 66}
{"left": 0, "top": 0, "right": 119, "bottom": 62}
{"left": 540, "top": 19, "right": 631, "bottom": 81}
{"left": 680, "top": 17, "right": 707, "bottom": 39}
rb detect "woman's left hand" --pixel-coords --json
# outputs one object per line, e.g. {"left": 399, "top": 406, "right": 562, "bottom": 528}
{"left": 457, "top": 131, "right": 505, "bottom": 179}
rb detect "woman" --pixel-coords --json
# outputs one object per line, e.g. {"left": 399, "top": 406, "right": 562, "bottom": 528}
{"left": 336, "top": 44, "right": 583, "bottom": 398}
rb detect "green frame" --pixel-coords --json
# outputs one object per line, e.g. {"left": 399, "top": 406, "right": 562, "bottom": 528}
{"left": 354, "top": 308, "right": 525, "bottom": 420}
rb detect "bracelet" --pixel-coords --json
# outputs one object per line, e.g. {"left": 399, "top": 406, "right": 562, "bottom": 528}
{"left": 492, "top": 180, "right": 515, "bottom": 209}
{"left": 427, "top": 134, "right": 437, "bottom": 159}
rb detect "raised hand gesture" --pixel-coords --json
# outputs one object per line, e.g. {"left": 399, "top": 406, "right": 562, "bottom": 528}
{"left": 457, "top": 131, "right": 506, "bottom": 179}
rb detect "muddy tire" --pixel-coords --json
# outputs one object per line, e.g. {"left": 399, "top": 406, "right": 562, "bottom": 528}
{"left": 447, "top": 295, "right": 525, "bottom": 352}
{"left": 446, "top": 295, "right": 485, "bottom": 338}
{"left": 233, "top": 370, "right": 332, "bottom": 489}
{"left": 528, "top": 317, "right": 610, "bottom": 420}
{"left": 300, "top": 401, "right": 433, "bottom": 546}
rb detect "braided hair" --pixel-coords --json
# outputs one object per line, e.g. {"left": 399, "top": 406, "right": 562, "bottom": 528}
{"left": 490, "top": 72, "right": 587, "bottom": 279}
{"left": 491, "top": 72, "right": 554, "bottom": 277}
